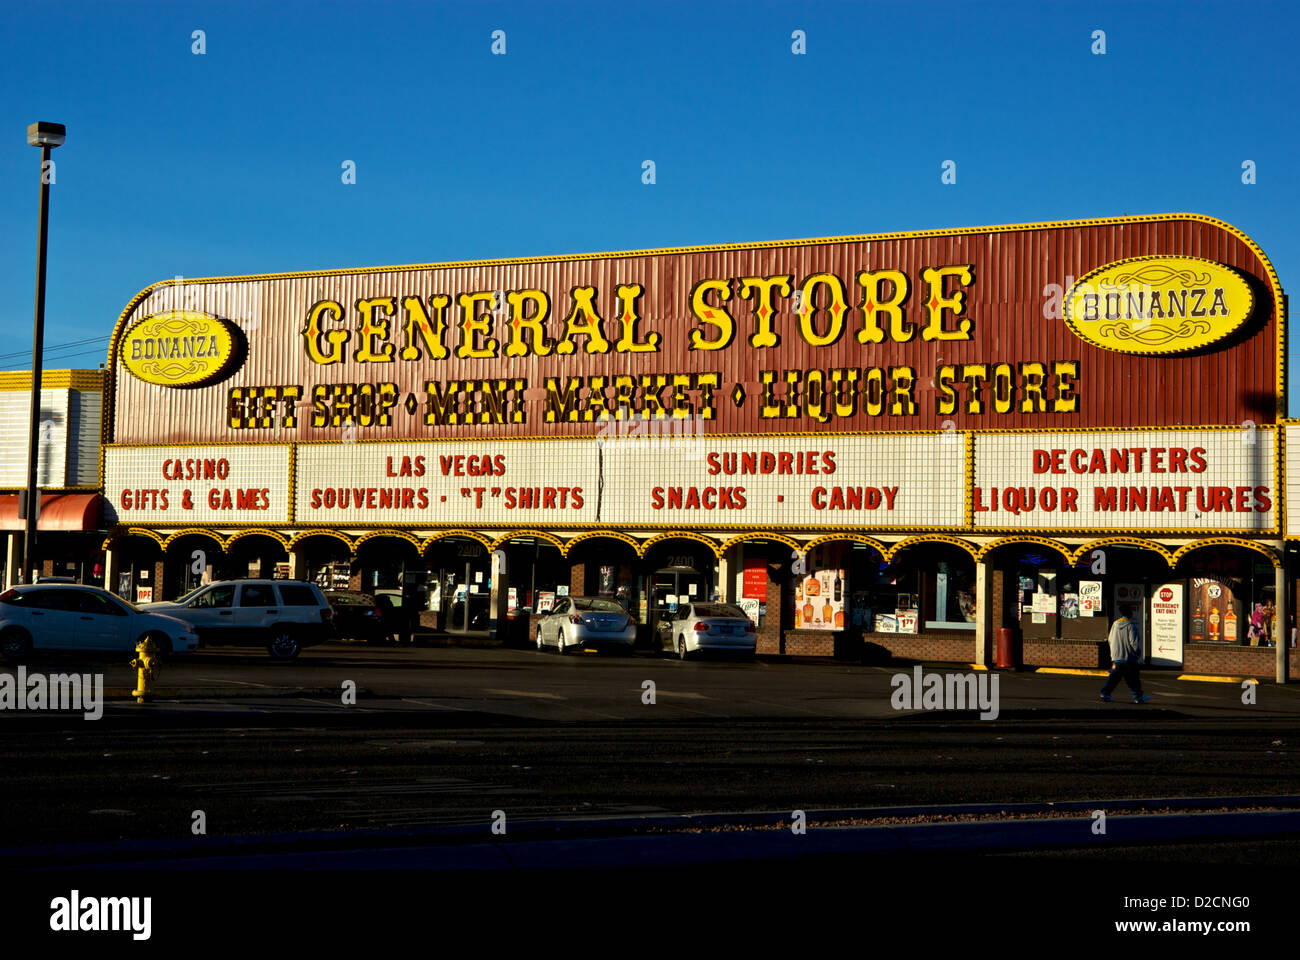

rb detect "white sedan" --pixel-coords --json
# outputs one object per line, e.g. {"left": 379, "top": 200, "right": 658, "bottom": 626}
{"left": 659, "top": 602, "right": 757, "bottom": 659}
{"left": 0, "top": 584, "right": 200, "bottom": 663}
{"left": 535, "top": 596, "right": 637, "bottom": 654}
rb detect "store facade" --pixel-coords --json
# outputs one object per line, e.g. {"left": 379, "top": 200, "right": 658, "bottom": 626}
{"left": 95, "top": 214, "right": 1293, "bottom": 677}
{"left": 0, "top": 369, "right": 107, "bottom": 588}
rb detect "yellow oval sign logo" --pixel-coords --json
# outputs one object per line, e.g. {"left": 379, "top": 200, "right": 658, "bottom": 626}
{"left": 120, "top": 311, "right": 240, "bottom": 387}
{"left": 1063, "top": 256, "right": 1254, "bottom": 355}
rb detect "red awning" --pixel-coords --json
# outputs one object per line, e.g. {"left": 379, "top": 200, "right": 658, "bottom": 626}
{"left": 0, "top": 493, "right": 104, "bottom": 532}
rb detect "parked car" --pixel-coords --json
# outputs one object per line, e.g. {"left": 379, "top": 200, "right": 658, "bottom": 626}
{"left": 658, "top": 602, "right": 757, "bottom": 659}
{"left": 534, "top": 596, "right": 636, "bottom": 654}
{"left": 0, "top": 584, "right": 199, "bottom": 663}
{"left": 325, "top": 590, "right": 390, "bottom": 643}
{"left": 142, "top": 579, "right": 334, "bottom": 659}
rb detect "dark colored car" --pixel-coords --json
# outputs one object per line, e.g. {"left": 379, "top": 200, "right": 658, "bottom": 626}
{"left": 324, "top": 590, "right": 388, "bottom": 642}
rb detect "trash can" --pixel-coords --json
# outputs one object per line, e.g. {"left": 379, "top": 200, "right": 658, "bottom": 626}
{"left": 995, "top": 627, "right": 1018, "bottom": 669}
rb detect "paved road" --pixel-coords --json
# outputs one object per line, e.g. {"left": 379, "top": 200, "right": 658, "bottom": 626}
{"left": 1, "top": 643, "right": 1297, "bottom": 847}
{"left": 8, "top": 639, "right": 1297, "bottom": 720}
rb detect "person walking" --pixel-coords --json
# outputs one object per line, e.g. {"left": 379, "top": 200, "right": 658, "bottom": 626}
{"left": 1100, "top": 603, "right": 1150, "bottom": 703}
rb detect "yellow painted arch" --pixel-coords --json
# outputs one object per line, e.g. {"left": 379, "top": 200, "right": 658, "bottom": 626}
{"left": 976, "top": 536, "right": 1074, "bottom": 563}
{"left": 718, "top": 533, "right": 802, "bottom": 555}
{"left": 886, "top": 535, "right": 979, "bottom": 562}
{"left": 420, "top": 530, "right": 493, "bottom": 554}
{"left": 354, "top": 529, "right": 423, "bottom": 551}
{"left": 113, "top": 527, "right": 166, "bottom": 549}
{"left": 287, "top": 529, "right": 355, "bottom": 551}
{"left": 225, "top": 529, "right": 290, "bottom": 550}
{"left": 489, "top": 530, "right": 567, "bottom": 555}
{"left": 801, "top": 533, "right": 889, "bottom": 558}
{"left": 637, "top": 531, "right": 724, "bottom": 560}
{"left": 562, "top": 530, "right": 641, "bottom": 558}
{"left": 1069, "top": 537, "right": 1173, "bottom": 567}
{"left": 161, "top": 528, "right": 227, "bottom": 552}
{"left": 1171, "top": 538, "right": 1281, "bottom": 569}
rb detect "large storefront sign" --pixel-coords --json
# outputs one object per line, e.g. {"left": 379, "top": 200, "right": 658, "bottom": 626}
{"left": 285, "top": 434, "right": 965, "bottom": 530}
{"left": 102, "top": 426, "right": 1279, "bottom": 535}
{"left": 972, "top": 429, "right": 1276, "bottom": 533}
{"left": 104, "top": 445, "right": 292, "bottom": 524}
{"left": 104, "top": 215, "right": 1284, "bottom": 454}
{"left": 599, "top": 435, "right": 965, "bottom": 529}
{"left": 293, "top": 440, "right": 599, "bottom": 526}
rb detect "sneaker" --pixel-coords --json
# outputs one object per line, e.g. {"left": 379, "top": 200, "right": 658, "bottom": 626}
{"left": 1133, "top": 694, "right": 1151, "bottom": 703}
{"left": 1099, "top": 693, "right": 1113, "bottom": 702}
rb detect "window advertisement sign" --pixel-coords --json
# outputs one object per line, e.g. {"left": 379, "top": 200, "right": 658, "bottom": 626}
{"left": 1189, "top": 578, "right": 1239, "bottom": 642}
{"left": 794, "top": 568, "right": 845, "bottom": 631}
{"left": 972, "top": 430, "right": 1276, "bottom": 533}
{"left": 1079, "top": 581, "right": 1103, "bottom": 617}
{"left": 1150, "top": 583, "right": 1184, "bottom": 666}
{"left": 742, "top": 557, "right": 768, "bottom": 600}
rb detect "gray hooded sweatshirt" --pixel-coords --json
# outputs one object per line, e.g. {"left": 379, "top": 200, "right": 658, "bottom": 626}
{"left": 1108, "top": 616, "right": 1142, "bottom": 663}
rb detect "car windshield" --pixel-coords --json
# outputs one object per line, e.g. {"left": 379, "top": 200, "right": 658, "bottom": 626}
{"left": 690, "top": 603, "right": 748, "bottom": 619}
{"left": 173, "top": 586, "right": 206, "bottom": 605}
{"left": 572, "top": 598, "right": 625, "bottom": 613}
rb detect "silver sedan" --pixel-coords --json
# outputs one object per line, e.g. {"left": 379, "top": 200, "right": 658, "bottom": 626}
{"left": 660, "top": 602, "right": 757, "bottom": 659}
{"left": 535, "top": 596, "right": 637, "bottom": 654}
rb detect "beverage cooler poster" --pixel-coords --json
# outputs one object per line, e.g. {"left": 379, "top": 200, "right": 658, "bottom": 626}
{"left": 1189, "top": 578, "right": 1240, "bottom": 643}
{"left": 795, "top": 569, "right": 845, "bottom": 631}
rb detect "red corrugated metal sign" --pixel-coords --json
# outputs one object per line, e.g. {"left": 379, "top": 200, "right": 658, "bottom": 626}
{"left": 103, "top": 214, "right": 1284, "bottom": 448}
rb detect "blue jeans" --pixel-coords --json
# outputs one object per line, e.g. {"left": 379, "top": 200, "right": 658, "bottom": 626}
{"left": 1101, "top": 661, "right": 1143, "bottom": 696}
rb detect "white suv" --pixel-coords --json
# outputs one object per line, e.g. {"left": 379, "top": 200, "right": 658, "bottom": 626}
{"left": 0, "top": 584, "right": 199, "bottom": 663}
{"left": 143, "top": 580, "right": 335, "bottom": 659}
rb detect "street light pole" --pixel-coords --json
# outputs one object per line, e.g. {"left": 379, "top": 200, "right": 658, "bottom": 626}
{"left": 23, "top": 121, "right": 65, "bottom": 584}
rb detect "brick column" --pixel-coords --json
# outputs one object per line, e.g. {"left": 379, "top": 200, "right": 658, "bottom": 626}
{"left": 569, "top": 562, "right": 586, "bottom": 597}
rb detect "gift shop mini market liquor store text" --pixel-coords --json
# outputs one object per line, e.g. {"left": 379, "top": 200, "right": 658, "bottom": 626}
{"left": 92, "top": 214, "right": 1294, "bottom": 670}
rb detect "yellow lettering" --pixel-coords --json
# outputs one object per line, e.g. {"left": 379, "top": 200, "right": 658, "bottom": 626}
{"left": 505, "top": 289, "right": 553, "bottom": 358}
{"left": 302, "top": 300, "right": 349, "bottom": 365}
{"left": 688, "top": 279, "right": 735, "bottom": 350}
{"left": 857, "top": 270, "right": 910, "bottom": 343}
{"left": 456, "top": 292, "right": 499, "bottom": 359}
{"left": 738, "top": 275, "right": 792, "bottom": 348}
{"left": 355, "top": 297, "right": 396, "bottom": 363}
{"left": 921, "top": 265, "right": 975, "bottom": 341}
{"left": 556, "top": 287, "right": 610, "bottom": 355}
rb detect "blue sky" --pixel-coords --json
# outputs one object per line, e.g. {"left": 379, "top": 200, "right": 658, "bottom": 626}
{"left": 1, "top": 0, "right": 1296, "bottom": 405}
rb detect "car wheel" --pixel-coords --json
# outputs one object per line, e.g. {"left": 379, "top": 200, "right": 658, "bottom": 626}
{"left": 557, "top": 629, "right": 568, "bottom": 655}
{"left": 1, "top": 628, "right": 31, "bottom": 664}
{"left": 267, "top": 626, "right": 301, "bottom": 659}
{"left": 536, "top": 625, "right": 545, "bottom": 651}
{"left": 677, "top": 635, "right": 688, "bottom": 660}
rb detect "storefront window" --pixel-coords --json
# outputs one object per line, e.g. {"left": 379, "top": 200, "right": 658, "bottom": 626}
{"left": 1187, "top": 555, "right": 1276, "bottom": 647}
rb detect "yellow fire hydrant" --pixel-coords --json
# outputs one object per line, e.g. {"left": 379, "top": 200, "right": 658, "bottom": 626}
{"left": 130, "top": 637, "right": 159, "bottom": 703}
